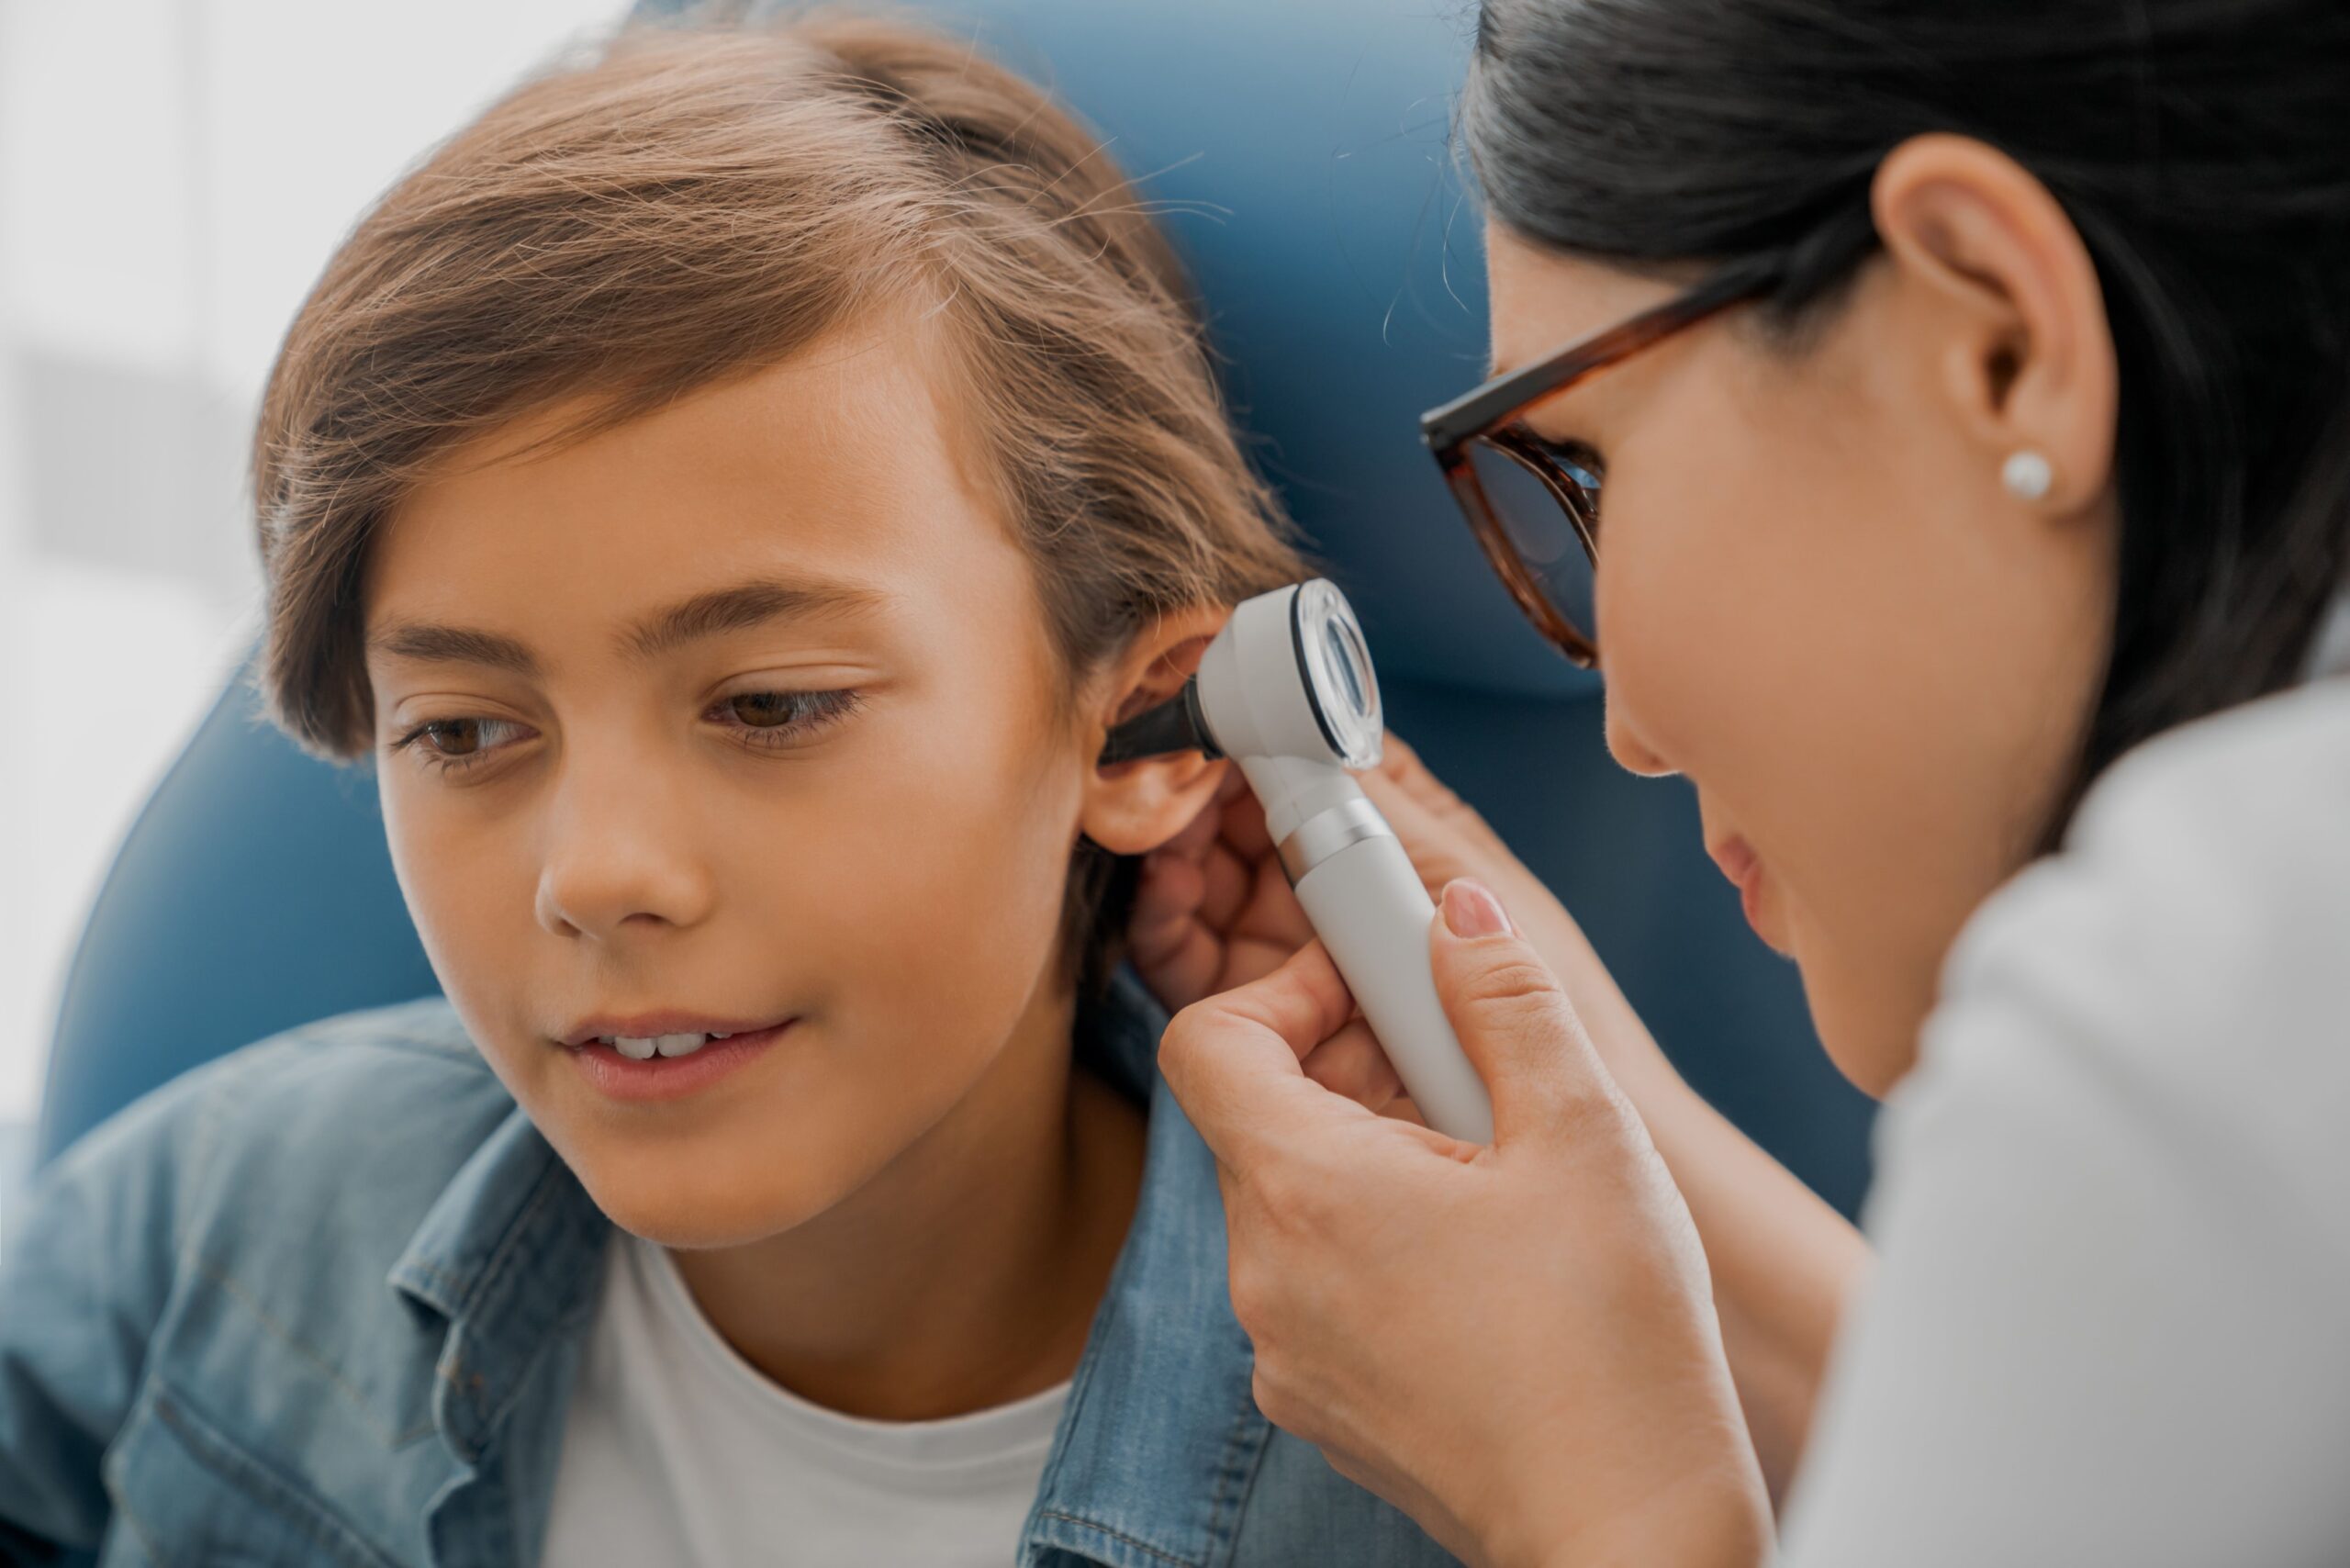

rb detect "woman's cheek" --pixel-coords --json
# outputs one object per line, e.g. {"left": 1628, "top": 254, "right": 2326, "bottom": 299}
{"left": 1595, "top": 471, "right": 1778, "bottom": 778}
{"left": 1599, "top": 442, "right": 1906, "bottom": 1084}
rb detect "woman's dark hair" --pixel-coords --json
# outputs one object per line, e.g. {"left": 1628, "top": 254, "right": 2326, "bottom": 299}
{"left": 1464, "top": 0, "right": 2350, "bottom": 845}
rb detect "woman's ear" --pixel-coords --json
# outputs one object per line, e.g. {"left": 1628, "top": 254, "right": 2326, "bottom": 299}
{"left": 1870, "top": 133, "right": 2120, "bottom": 516}
{"left": 1080, "top": 605, "right": 1231, "bottom": 856}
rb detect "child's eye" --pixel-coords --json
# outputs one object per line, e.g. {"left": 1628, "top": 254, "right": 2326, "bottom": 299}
{"left": 387, "top": 716, "right": 532, "bottom": 776}
{"left": 708, "top": 689, "right": 863, "bottom": 751}
{"left": 386, "top": 690, "right": 861, "bottom": 778}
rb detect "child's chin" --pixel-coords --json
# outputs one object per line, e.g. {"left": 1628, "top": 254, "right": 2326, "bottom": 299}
{"left": 574, "top": 1149, "right": 857, "bottom": 1250}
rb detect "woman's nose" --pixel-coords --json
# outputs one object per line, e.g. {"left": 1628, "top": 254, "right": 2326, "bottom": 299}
{"left": 1604, "top": 696, "right": 1680, "bottom": 780}
{"left": 533, "top": 758, "right": 718, "bottom": 940}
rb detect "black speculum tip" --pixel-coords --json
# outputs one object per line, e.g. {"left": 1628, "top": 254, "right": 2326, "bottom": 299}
{"left": 1100, "top": 677, "right": 1222, "bottom": 764}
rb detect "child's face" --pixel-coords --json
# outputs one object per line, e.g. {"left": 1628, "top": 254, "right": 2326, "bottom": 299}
{"left": 364, "top": 321, "right": 1156, "bottom": 1248}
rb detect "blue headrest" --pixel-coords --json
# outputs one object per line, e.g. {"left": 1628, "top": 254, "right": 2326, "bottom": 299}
{"left": 37, "top": 676, "right": 439, "bottom": 1164}
{"left": 665, "top": 0, "right": 1595, "bottom": 697}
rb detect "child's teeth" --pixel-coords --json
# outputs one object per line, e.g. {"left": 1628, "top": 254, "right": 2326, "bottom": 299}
{"left": 596, "top": 1031, "right": 737, "bottom": 1059}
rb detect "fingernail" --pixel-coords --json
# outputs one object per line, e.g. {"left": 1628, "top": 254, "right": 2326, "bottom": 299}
{"left": 1441, "top": 879, "right": 1511, "bottom": 938}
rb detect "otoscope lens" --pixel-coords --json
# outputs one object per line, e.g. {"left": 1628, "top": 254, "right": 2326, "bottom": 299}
{"left": 1326, "top": 619, "right": 1370, "bottom": 717}
{"left": 1293, "top": 578, "right": 1383, "bottom": 769}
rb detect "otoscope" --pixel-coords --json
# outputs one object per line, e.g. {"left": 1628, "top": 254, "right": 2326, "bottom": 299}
{"left": 1102, "top": 579, "right": 1495, "bottom": 1143}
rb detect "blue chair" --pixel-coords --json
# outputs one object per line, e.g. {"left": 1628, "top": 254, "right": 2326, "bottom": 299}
{"left": 38, "top": 0, "right": 1874, "bottom": 1214}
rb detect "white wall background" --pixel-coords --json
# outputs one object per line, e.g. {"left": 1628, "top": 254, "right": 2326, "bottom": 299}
{"left": 0, "top": 0, "right": 629, "bottom": 1209}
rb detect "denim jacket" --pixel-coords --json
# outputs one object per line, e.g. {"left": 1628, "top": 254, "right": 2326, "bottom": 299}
{"left": 0, "top": 969, "right": 1458, "bottom": 1567}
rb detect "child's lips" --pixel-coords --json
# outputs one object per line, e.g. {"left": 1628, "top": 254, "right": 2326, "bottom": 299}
{"left": 557, "top": 1011, "right": 789, "bottom": 1048}
{"left": 565, "top": 1020, "right": 794, "bottom": 1103}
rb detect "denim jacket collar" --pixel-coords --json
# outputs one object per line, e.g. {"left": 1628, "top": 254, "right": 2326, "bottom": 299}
{"left": 386, "top": 1106, "right": 608, "bottom": 1468}
{"left": 385, "top": 967, "right": 1268, "bottom": 1567}
{"left": 1023, "top": 971, "right": 1272, "bottom": 1567}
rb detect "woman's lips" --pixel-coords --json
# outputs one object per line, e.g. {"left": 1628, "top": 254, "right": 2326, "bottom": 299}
{"left": 1739, "top": 866, "right": 1769, "bottom": 937}
{"left": 1708, "top": 835, "right": 1776, "bottom": 945}
{"left": 565, "top": 1020, "right": 792, "bottom": 1103}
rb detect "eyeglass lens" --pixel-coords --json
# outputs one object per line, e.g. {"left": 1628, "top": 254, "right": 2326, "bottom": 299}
{"left": 1463, "top": 439, "right": 1597, "bottom": 643}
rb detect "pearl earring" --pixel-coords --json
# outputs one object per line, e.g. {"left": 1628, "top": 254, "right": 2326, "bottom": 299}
{"left": 2002, "top": 449, "right": 2055, "bottom": 502}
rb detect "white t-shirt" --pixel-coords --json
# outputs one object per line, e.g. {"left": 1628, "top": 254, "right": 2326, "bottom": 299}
{"left": 1781, "top": 672, "right": 2350, "bottom": 1565}
{"left": 542, "top": 1232, "right": 1069, "bottom": 1567}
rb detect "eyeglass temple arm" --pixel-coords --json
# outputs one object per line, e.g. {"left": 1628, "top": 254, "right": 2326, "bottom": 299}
{"left": 1419, "top": 251, "right": 1787, "bottom": 454}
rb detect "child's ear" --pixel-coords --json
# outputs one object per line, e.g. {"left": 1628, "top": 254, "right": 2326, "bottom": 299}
{"left": 1081, "top": 606, "right": 1231, "bottom": 856}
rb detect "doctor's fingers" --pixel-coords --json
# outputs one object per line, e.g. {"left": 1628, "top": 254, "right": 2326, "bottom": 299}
{"left": 1147, "top": 789, "right": 1270, "bottom": 937}
{"left": 1298, "top": 1015, "right": 1405, "bottom": 1113}
{"left": 1427, "top": 881, "right": 1630, "bottom": 1156}
{"left": 1160, "top": 940, "right": 1381, "bottom": 1170}
{"left": 1130, "top": 852, "right": 1223, "bottom": 1008}
{"left": 1214, "top": 778, "right": 1275, "bottom": 860}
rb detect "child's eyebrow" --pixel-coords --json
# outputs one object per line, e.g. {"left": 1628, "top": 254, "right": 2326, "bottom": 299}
{"left": 619, "top": 574, "right": 887, "bottom": 661}
{"left": 369, "top": 573, "right": 888, "bottom": 677}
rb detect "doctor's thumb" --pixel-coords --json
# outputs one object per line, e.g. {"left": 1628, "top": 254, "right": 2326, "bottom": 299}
{"left": 1430, "top": 879, "right": 1621, "bottom": 1149}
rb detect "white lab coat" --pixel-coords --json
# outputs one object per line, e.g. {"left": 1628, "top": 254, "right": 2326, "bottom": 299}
{"left": 1780, "top": 602, "right": 2350, "bottom": 1565}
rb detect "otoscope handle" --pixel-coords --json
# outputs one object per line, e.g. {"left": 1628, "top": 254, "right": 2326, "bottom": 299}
{"left": 1289, "top": 825, "right": 1496, "bottom": 1144}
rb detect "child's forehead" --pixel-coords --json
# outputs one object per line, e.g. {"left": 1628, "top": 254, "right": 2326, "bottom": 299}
{"left": 363, "top": 324, "right": 1028, "bottom": 638}
{"left": 421, "top": 308, "right": 963, "bottom": 489}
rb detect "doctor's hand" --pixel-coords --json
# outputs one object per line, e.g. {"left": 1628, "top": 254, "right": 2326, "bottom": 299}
{"left": 1125, "top": 764, "right": 1418, "bottom": 1114}
{"left": 1126, "top": 763, "right": 1306, "bottom": 1007}
{"left": 1130, "top": 736, "right": 1682, "bottom": 1106}
{"left": 1157, "top": 883, "right": 1773, "bottom": 1568}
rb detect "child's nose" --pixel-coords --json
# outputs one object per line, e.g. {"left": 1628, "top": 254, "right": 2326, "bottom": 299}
{"left": 533, "top": 755, "right": 719, "bottom": 940}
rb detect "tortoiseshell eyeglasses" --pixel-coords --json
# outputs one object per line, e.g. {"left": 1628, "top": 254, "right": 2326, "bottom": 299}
{"left": 1419, "top": 252, "right": 1785, "bottom": 668}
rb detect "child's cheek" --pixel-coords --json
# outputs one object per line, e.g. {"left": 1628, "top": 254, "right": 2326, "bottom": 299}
{"left": 812, "top": 738, "right": 1080, "bottom": 1057}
